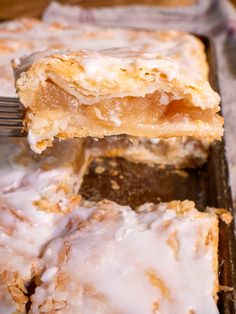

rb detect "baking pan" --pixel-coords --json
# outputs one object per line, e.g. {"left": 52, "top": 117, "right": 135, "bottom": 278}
{"left": 80, "top": 36, "right": 236, "bottom": 313}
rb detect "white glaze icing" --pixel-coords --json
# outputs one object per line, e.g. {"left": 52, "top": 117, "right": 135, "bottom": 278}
{"left": 0, "top": 286, "right": 17, "bottom": 314}
{"left": 0, "top": 138, "right": 93, "bottom": 311}
{"left": 30, "top": 200, "right": 219, "bottom": 314}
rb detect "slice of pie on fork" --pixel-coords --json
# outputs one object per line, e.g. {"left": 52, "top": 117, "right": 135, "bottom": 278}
{"left": 13, "top": 47, "right": 223, "bottom": 153}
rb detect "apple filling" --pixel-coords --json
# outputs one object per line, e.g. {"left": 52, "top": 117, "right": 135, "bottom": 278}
{"left": 27, "top": 80, "right": 223, "bottom": 141}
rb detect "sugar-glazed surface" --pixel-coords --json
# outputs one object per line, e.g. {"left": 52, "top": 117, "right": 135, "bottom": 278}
{"left": 30, "top": 200, "right": 219, "bottom": 314}
{"left": 0, "top": 138, "right": 91, "bottom": 313}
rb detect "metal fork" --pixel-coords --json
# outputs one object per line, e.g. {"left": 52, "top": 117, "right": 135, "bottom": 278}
{"left": 0, "top": 97, "right": 26, "bottom": 137}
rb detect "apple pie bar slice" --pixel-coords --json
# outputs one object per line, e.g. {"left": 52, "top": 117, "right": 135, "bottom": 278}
{"left": 14, "top": 48, "right": 223, "bottom": 153}
{"left": 30, "top": 199, "right": 219, "bottom": 314}
{"left": 0, "top": 138, "right": 92, "bottom": 313}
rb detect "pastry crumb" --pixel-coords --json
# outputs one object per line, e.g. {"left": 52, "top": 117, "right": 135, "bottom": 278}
{"left": 110, "top": 169, "right": 118, "bottom": 176}
{"left": 110, "top": 180, "right": 120, "bottom": 190}
{"left": 174, "top": 170, "right": 188, "bottom": 178}
{"left": 109, "top": 160, "right": 118, "bottom": 168}
{"left": 95, "top": 166, "right": 105, "bottom": 174}
{"left": 219, "top": 285, "right": 234, "bottom": 292}
{"left": 208, "top": 208, "right": 233, "bottom": 224}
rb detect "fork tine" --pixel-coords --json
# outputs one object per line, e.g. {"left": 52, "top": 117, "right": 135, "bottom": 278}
{"left": 0, "top": 109, "right": 23, "bottom": 114}
{"left": 0, "top": 105, "right": 22, "bottom": 110}
{"left": 0, "top": 117, "right": 23, "bottom": 122}
{"left": 0, "top": 101, "right": 22, "bottom": 107}
{"left": 0, "top": 102, "right": 21, "bottom": 107}
{"left": 0, "top": 98, "right": 20, "bottom": 103}
{"left": 0, "top": 97, "right": 18, "bottom": 101}
{"left": 0, "top": 125, "right": 23, "bottom": 129}
{"left": 0, "top": 112, "right": 23, "bottom": 118}
{"left": 0, "top": 128, "right": 26, "bottom": 137}
{"left": 0, "top": 122, "right": 22, "bottom": 126}
{"left": 0, "top": 125, "right": 22, "bottom": 129}
{"left": 0, "top": 109, "right": 23, "bottom": 116}
{"left": 0, "top": 97, "right": 19, "bottom": 104}
{"left": 0, "top": 97, "right": 22, "bottom": 105}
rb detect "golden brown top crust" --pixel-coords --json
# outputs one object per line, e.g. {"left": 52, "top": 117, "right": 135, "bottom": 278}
{"left": 0, "top": 18, "right": 207, "bottom": 96}
{"left": 14, "top": 47, "right": 219, "bottom": 111}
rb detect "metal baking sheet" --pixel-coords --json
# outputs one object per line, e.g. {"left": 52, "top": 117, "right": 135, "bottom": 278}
{"left": 80, "top": 36, "right": 236, "bottom": 313}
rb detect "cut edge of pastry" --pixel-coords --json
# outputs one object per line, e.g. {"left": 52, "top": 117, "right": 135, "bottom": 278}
{"left": 84, "top": 136, "right": 211, "bottom": 168}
